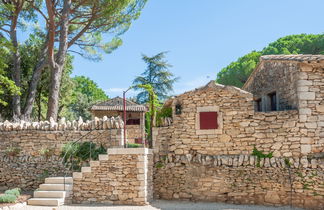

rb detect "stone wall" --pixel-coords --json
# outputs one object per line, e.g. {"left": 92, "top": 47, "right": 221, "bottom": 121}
{"left": 73, "top": 148, "right": 153, "bottom": 205}
{"left": 244, "top": 60, "right": 300, "bottom": 111}
{"left": 0, "top": 117, "right": 124, "bottom": 190}
{"left": 297, "top": 62, "right": 324, "bottom": 154}
{"left": 153, "top": 154, "right": 324, "bottom": 209}
{"left": 91, "top": 110, "right": 145, "bottom": 144}
{"left": 152, "top": 79, "right": 324, "bottom": 209}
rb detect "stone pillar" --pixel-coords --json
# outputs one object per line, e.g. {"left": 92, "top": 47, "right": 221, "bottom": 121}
{"left": 73, "top": 148, "right": 153, "bottom": 205}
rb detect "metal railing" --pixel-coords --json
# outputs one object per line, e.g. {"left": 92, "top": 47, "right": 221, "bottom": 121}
{"left": 60, "top": 129, "right": 109, "bottom": 191}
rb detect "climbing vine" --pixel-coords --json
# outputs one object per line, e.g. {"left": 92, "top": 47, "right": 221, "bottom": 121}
{"left": 251, "top": 146, "right": 273, "bottom": 167}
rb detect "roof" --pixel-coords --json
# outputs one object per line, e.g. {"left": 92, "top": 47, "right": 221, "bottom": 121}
{"left": 164, "top": 80, "right": 252, "bottom": 107}
{"left": 89, "top": 97, "right": 147, "bottom": 112}
{"left": 243, "top": 54, "right": 324, "bottom": 90}
{"left": 260, "top": 54, "right": 324, "bottom": 62}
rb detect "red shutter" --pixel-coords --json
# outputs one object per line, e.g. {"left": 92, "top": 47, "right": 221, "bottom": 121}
{"left": 200, "top": 112, "right": 218, "bottom": 130}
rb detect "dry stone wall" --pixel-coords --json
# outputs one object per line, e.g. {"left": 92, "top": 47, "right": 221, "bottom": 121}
{"left": 73, "top": 148, "right": 153, "bottom": 205}
{"left": 153, "top": 79, "right": 324, "bottom": 209}
{"left": 154, "top": 153, "right": 324, "bottom": 209}
{"left": 0, "top": 117, "right": 124, "bottom": 190}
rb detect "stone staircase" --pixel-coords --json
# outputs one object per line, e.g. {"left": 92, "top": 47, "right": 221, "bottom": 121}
{"left": 27, "top": 177, "right": 73, "bottom": 206}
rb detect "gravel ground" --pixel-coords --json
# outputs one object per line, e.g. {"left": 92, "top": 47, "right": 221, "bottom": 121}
{"left": 12, "top": 200, "right": 304, "bottom": 210}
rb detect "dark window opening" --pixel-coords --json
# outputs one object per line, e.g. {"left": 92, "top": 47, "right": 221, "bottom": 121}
{"left": 199, "top": 112, "right": 218, "bottom": 130}
{"left": 255, "top": 98, "right": 262, "bottom": 112}
{"left": 268, "top": 92, "right": 277, "bottom": 111}
{"left": 126, "top": 119, "right": 140, "bottom": 125}
{"left": 175, "top": 104, "right": 182, "bottom": 115}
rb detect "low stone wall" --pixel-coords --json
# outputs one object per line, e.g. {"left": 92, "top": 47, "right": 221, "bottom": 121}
{"left": 0, "top": 117, "right": 124, "bottom": 191}
{"left": 73, "top": 148, "right": 153, "bottom": 205}
{"left": 0, "top": 156, "right": 69, "bottom": 190}
{"left": 153, "top": 154, "right": 324, "bottom": 209}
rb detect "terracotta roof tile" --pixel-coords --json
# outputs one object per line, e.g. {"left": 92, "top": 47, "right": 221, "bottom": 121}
{"left": 261, "top": 54, "right": 324, "bottom": 62}
{"left": 90, "top": 97, "right": 147, "bottom": 112}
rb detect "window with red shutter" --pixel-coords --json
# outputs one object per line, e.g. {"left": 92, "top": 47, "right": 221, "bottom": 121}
{"left": 199, "top": 112, "right": 218, "bottom": 129}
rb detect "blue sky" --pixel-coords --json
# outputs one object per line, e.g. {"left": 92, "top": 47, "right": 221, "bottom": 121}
{"left": 71, "top": 0, "right": 324, "bottom": 98}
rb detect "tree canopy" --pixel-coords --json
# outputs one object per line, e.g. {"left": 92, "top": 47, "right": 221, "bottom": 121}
{"left": 133, "top": 52, "right": 178, "bottom": 104}
{"left": 0, "top": 0, "right": 147, "bottom": 121}
{"left": 66, "top": 76, "right": 108, "bottom": 120}
{"left": 216, "top": 34, "right": 324, "bottom": 87}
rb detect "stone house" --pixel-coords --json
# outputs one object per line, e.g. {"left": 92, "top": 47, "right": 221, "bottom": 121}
{"left": 89, "top": 96, "right": 147, "bottom": 143}
{"left": 152, "top": 54, "right": 324, "bottom": 208}
{"left": 243, "top": 54, "right": 324, "bottom": 112}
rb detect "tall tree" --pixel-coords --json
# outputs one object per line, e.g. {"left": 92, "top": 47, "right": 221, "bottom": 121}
{"left": 0, "top": 0, "right": 147, "bottom": 121}
{"left": 65, "top": 76, "right": 108, "bottom": 120}
{"left": 216, "top": 34, "right": 324, "bottom": 87}
{"left": 42, "top": 0, "right": 147, "bottom": 121}
{"left": 0, "top": 0, "right": 29, "bottom": 119}
{"left": 0, "top": 37, "right": 19, "bottom": 107}
{"left": 133, "top": 52, "right": 178, "bottom": 104}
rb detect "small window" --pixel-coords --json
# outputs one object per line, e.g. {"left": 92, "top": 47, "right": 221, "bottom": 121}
{"left": 199, "top": 112, "right": 218, "bottom": 130}
{"left": 126, "top": 119, "right": 140, "bottom": 125}
{"left": 255, "top": 98, "right": 262, "bottom": 112}
{"left": 268, "top": 92, "right": 277, "bottom": 111}
{"left": 175, "top": 104, "right": 182, "bottom": 115}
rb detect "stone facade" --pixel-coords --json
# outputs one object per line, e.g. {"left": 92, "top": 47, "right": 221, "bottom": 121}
{"left": 73, "top": 148, "right": 153, "bottom": 205}
{"left": 153, "top": 154, "right": 324, "bottom": 209}
{"left": 152, "top": 56, "right": 324, "bottom": 210}
{"left": 0, "top": 117, "right": 124, "bottom": 191}
{"left": 244, "top": 60, "right": 299, "bottom": 111}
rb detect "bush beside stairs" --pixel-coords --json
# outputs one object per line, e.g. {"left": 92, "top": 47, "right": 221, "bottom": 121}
{"left": 27, "top": 177, "right": 73, "bottom": 206}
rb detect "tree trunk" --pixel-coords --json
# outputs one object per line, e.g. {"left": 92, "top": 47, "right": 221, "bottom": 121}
{"left": 37, "top": 86, "right": 42, "bottom": 121}
{"left": 46, "top": 0, "right": 71, "bottom": 121}
{"left": 149, "top": 93, "right": 154, "bottom": 148}
{"left": 10, "top": 9, "right": 22, "bottom": 121}
{"left": 46, "top": 65, "right": 63, "bottom": 121}
{"left": 22, "top": 56, "right": 47, "bottom": 121}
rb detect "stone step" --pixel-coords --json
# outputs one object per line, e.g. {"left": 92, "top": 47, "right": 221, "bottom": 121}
{"left": 45, "top": 177, "right": 73, "bottom": 184}
{"left": 34, "top": 190, "right": 70, "bottom": 198}
{"left": 81, "top": 167, "right": 91, "bottom": 173}
{"left": 27, "top": 198, "right": 64, "bottom": 206}
{"left": 39, "top": 184, "right": 73, "bottom": 191}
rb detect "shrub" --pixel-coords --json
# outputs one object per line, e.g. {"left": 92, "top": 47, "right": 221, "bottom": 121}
{"left": 5, "top": 188, "right": 21, "bottom": 197}
{"left": 61, "top": 142, "right": 107, "bottom": 170}
{"left": 5, "top": 146, "right": 21, "bottom": 156}
{"left": 127, "top": 143, "right": 142, "bottom": 148}
{"left": 0, "top": 194, "right": 17, "bottom": 203}
{"left": 39, "top": 148, "right": 54, "bottom": 158}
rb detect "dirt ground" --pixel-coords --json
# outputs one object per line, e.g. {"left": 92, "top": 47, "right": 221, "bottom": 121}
{"left": 12, "top": 200, "right": 304, "bottom": 210}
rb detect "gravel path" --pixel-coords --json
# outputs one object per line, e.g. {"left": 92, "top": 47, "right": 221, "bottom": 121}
{"left": 13, "top": 200, "right": 304, "bottom": 210}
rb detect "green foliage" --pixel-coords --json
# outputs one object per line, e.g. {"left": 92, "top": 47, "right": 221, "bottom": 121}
{"left": 133, "top": 52, "right": 178, "bottom": 104}
{"left": 65, "top": 76, "right": 108, "bottom": 121}
{"left": 61, "top": 142, "right": 107, "bottom": 169}
{"left": 0, "top": 38, "right": 20, "bottom": 106}
{"left": 155, "top": 162, "right": 164, "bottom": 168}
{"left": 127, "top": 143, "right": 142, "bottom": 148}
{"left": 4, "top": 188, "right": 20, "bottom": 197}
{"left": 0, "top": 194, "right": 17, "bottom": 203}
{"left": 155, "top": 107, "right": 172, "bottom": 126}
{"left": 5, "top": 146, "right": 21, "bottom": 156}
{"left": 38, "top": 148, "right": 54, "bottom": 158}
{"left": 251, "top": 146, "right": 273, "bottom": 167}
{"left": 284, "top": 158, "right": 291, "bottom": 168}
{"left": 216, "top": 34, "right": 324, "bottom": 87}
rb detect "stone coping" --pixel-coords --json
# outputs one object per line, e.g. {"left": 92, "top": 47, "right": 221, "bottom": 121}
{"left": 108, "top": 148, "right": 153, "bottom": 155}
